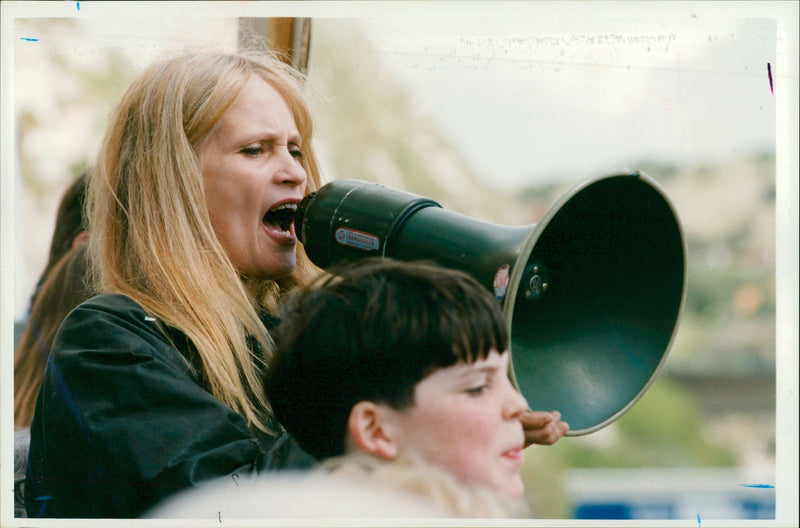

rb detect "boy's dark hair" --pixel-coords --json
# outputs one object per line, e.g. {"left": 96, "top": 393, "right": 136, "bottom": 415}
{"left": 266, "top": 257, "right": 510, "bottom": 460}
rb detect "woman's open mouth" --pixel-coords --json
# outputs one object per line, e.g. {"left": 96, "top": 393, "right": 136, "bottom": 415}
{"left": 263, "top": 202, "right": 298, "bottom": 238}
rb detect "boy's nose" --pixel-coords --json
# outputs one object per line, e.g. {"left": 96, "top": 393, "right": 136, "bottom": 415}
{"left": 503, "top": 381, "right": 529, "bottom": 420}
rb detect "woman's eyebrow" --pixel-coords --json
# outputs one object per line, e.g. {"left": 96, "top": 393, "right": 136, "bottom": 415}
{"left": 241, "top": 131, "right": 299, "bottom": 144}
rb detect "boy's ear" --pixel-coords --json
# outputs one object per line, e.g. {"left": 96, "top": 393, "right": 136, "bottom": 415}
{"left": 347, "top": 401, "right": 398, "bottom": 461}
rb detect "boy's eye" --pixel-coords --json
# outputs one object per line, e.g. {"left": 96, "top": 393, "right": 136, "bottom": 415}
{"left": 466, "top": 385, "right": 488, "bottom": 396}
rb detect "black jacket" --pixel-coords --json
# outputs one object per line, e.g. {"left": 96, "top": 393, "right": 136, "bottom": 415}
{"left": 25, "top": 293, "right": 315, "bottom": 518}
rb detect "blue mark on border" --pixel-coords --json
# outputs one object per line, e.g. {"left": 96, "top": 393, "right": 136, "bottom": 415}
{"left": 77, "top": 1, "right": 80, "bottom": 11}
{"left": 741, "top": 483, "right": 775, "bottom": 489}
{"left": 20, "top": 37, "right": 39, "bottom": 42}
{"left": 697, "top": 512, "right": 701, "bottom": 526}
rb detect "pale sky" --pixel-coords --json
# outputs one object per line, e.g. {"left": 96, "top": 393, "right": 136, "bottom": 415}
{"left": 2, "top": 3, "right": 792, "bottom": 188}
{"left": 355, "top": 14, "right": 777, "bottom": 187}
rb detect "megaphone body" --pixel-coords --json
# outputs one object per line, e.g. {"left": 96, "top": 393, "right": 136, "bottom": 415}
{"left": 295, "top": 172, "right": 686, "bottom": 435}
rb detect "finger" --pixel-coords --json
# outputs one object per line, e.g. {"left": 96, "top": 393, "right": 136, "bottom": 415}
{"left": 521, "top": 411, "right": 554, "bottom": 427}
{"left": 534, "top": 418, "right": 569, "bottom": 445}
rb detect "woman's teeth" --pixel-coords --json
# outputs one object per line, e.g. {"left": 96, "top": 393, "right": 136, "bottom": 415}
{"left": 263, "top": 203, "right": 297, "bottom": 234}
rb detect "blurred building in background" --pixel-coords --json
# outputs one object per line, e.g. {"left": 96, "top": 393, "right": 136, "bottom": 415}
{"left": 566, "top": 467, "right": 775, "bottom": 520}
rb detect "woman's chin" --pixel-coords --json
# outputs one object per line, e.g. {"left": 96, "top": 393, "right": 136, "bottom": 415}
{"left": 241, "top": 256, "right": 297, "bottom": 282}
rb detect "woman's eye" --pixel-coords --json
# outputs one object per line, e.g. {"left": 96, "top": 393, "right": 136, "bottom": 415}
{"left": 241, "top": 146, "right": 263, "bottom": 156}
{"left": 289, "top": 147, "right": 304, "bottom": 160}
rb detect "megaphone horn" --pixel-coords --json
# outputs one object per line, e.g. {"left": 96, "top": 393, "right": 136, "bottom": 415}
{"left": 295, "top": 172, "right": 686, "bottom": 435}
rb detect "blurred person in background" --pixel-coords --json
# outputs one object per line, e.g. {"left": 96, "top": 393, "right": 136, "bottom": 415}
{"left": 14, "top": 172, "right": 89, "bottom": 348}
{"left": 14, "top": 172, "right": 92, "bottom": 518}
{"left": 33, "top": 171, "right": 91, "bottom": 306}
{"left": 15, "top": 171, "right": 91, "bottom": 427}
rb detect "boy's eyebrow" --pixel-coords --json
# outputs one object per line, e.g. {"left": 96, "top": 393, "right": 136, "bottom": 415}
{"left": 451, "top": 353, "right": 510, "bottom": 379}
{"left": 453, "top": 363, "right": 501, "bottom": 380}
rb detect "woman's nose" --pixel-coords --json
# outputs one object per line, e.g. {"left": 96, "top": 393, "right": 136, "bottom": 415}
{"left": 275, "top": 149, "right": 307, "bottom": 187}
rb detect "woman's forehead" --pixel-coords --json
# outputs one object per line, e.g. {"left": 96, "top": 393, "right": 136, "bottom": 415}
{"left": 212, "top": 78, "right": 300, "bottom": 138}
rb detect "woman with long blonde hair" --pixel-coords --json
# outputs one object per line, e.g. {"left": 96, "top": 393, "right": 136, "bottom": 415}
{"left": 25, "top": 51, "right": 323, "bottom": 518}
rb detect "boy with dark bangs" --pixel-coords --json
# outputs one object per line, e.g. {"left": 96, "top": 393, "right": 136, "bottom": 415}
{"left": 265, "top": 258, "right": 568, "bottom": 515}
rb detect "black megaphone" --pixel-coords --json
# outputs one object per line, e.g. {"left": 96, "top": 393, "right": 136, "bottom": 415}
{"left": 295, "top": 172, "right": 686, "bottom": 435}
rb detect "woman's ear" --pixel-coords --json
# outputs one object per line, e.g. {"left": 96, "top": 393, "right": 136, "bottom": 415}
{"left": 347, "top": 401, "right": 399, "bottom": 460}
